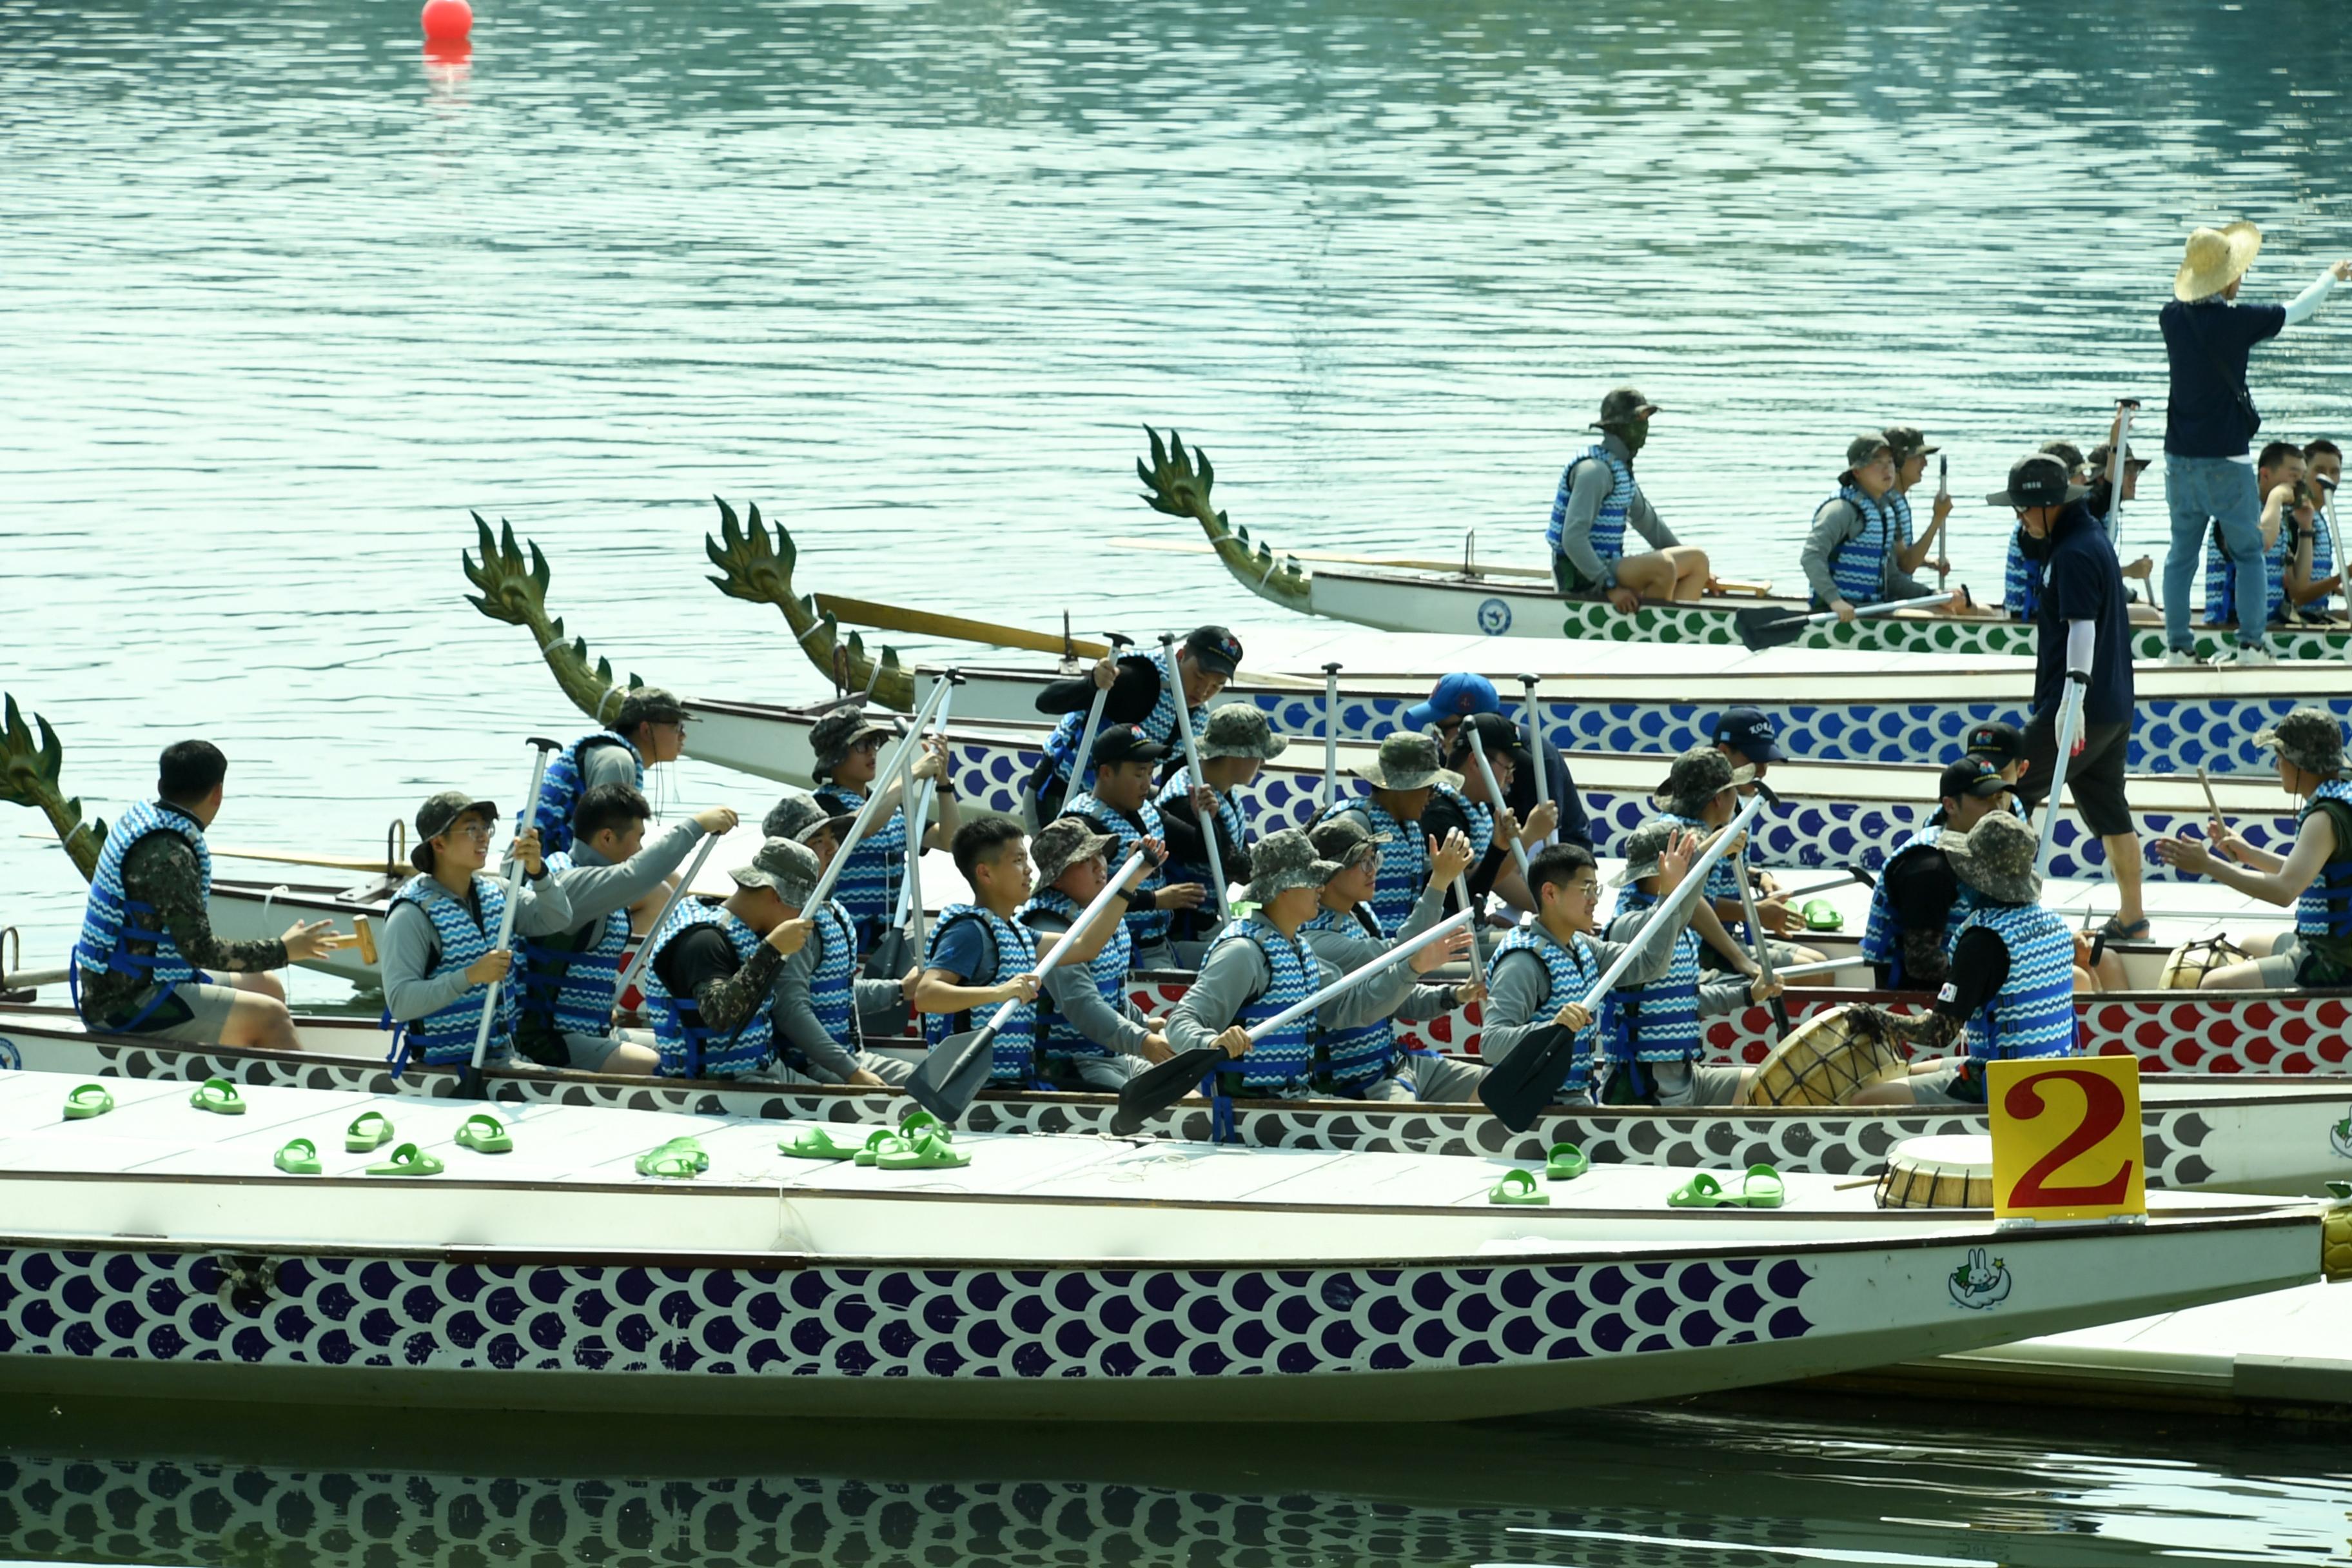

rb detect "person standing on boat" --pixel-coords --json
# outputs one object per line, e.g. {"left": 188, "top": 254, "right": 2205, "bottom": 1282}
{"left": 1018, "top": 816, "right": 1168, "bottom": 1090}
{"left": 636, "top": 837, "right": 814, "bottom": 1079}
{"left": 1024, "top": 625, "right": 1243, "bottom": 823}
{"left": 1883, "top": 426, "right": 1952, "bottom": 581}
{"left": 1545, "top": 387, "right": 1712, "bottom": 610}
{"left": 513, "top": 783, "right": 738, "bottom": 1075}
{"left": 72, "top": 739, "right": 347, "bottom": 1051}
{"left": 1404, "top": 671, "right": 1592, "bottom": 854}
{"left": 1298, "top": 816, "right": 1484, "bottom": 1101}
{"left": 1152, "top": 705, "right": 1280, "bottom": 951}
{"left": 1164, "top": 828, "right": 1463, "bottom": 1101}
{"left": 1599, "top": 820, "right": 1778, "bottom": 1108}
{"left": 1800, "top": 434, "right": 1946, "bottom": 621}
{"left": 808, "top": 707, "right": 959, "bottom": 957}
{"left": 2152, "top": 709, "right": 2352, "bottom": 989}
{"left": 2159, "top": 222, "right": 2352, "bottom": 667}
{"left": 1858, "top": 760, "right": 2012, "bottom": 989}
{"left": 1063, "top": 725, "right": 1205, "bottom": 971}
{"left": 914, "top": 818, "right": 1047, "bottom": 1086}
{"left": 1315, "top": 734, "right": 1457, "bottom": 935}
{"left": 1851, "top": 812, "right": 2081, "bottom": 1106}
{"left": 1426, "top": 713, "right": 1549, "bottom": 912}
{"left": 1992, "top": 451, "right": 2150, "bottom": 943}
{"left": 1480, "top": 838, "right": 1696, "bottom": 1107}
{"left": 380, "top": 791, "right": 576, "bottom": 1072}
{"left": 525, "top": 686, "right": 687, "bottom": 856}
{"left": 759, "top": 792, "right": 922, "bottom": 1088}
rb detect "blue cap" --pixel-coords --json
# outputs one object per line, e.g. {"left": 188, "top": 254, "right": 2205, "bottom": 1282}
{"left": 1402, "top": 672, "right": 1500, "bottom": 729}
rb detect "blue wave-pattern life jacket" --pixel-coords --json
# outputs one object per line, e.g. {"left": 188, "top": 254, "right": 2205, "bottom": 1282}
{"left": 1601, "top": 889, "right": 1701, "bottom": 1064}
{"left": 1954, "top": 901, "right": 2077, "bottom": 1063}
{"left": 641, "top": 901, "right": 775, "bottom": 1079}
{"left": 72, "top": 800, "right": 215, "bottom": 1028}
{"left": 384, "top": 874, "right": 518, "bottom": 1071}
{"left": 2003, "top": 531, "right": 2046, "bottom": 622}
{"left": 525, "top": 730, "right": 643, "bottom": 857}
{"left": 1065, "top": 790, "right": 1173, "bottom": 950}
{"left": 2312, "top": 511, "right": 2338, "bottom": 616}
{"left": 1857, "top": 818, "right": 1975, "bottom": 983}
{"left": 1491, "top": 923, "right": 1603, "bottom": 1098}
{"left": 1152, "top": 770, "right": 1247, "bottom": 894}
{"left": 515, "top": 850, "right": 631, "bottom": 1044}
{"left": 922, "top": 903, "right": 1040, "bottom": 1084}
{"left": 805, "top": 898, "right": 861, "bottom": 1058}
{"left": 1885, "top": 487, "right": 1914, "bottom": 551}
{"left": 1298, "top": 904, "right": 1399, "bottom": 1093}
{"left": 2205, "top": 524, "right": 2289, "bottom": 628}
{"left": 1017, "top": 888, "right": 1130, "bottom": 1063}
{"left": 1430, "top": 784, "right": 1497, "bottom": 872}
{"left": 815, "top": 783, "right": 906, "bottom": 952}
{"left": 1037, "top": 645, "right": 1199, "bottom": 801}
{"left": 1202, "top": 917, "right": 1320, "bottom": 1093}
{"left": 1816, "top": 485, "right": 1894, "bottom": 610}
{"left": 1313, "top": 796, "right": 1428, "bottom": 936}
{"left": 1546, "top": 444, "right": 1636, "bottom": 566}
{"left": 2295, "top": 780, "right": 2352, "bottom": 945}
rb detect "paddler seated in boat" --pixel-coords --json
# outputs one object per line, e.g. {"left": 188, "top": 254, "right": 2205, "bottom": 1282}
{"left": 71, "top": 739, "right": 348, "bottom": 1052}
{"left": 2199, "top": 440, "right": 2306, "bottom": 643}
{"left": 1427, "top": 713, "right": 1549, "bottom": 912}
{"left": 1299, "top": 816, "right": 1485, "bottom": 1101}
{"left": 1707, "top": 706, "right": 1807, "bottom": 932}
{"left": 2277, "top": 477, "right": 2341, "bottom": 627}
{"left": 1480, "top": 838, "right": 1698, "bottom": 1108}
{"left": 913, "top": 817, "right": 1046, "bottom": 1087}
{"left": 636, "top": 838, "right": 814, "bottom": 1080}
{"left": 1313, "top": 733, "right": 1456, "bottom": 936}
{"left": 1883, "top": 426, "right": 1952, "bottom": 582}
{"left": 1800, "top": 433, "right": 1966, "bottom": 622}
{"left": 1545, "top": 386, "right": 1712, "bottom": 611}
{"left": 758, "top": 792, "right": 922, "bottom": 1088}
{"left": 2300, "top": 437, "right": 2342, "bottom": 622}
{"left": 1017, "top": 816, "right": 1168, "bottom": 1090}
{"left": 2011, "top": 435, "right": 2162, "bottom": 625}
{"left": 2153, "top": 708, "right": 2352, "bottom": 990}
{"left": 1025, "top": 625, "right": 1242, "bottom": 825}
{"left": 1164, "top": 828, "right": 1465, "bottom": 1101}
{"left": 1859, "top": 760, "right": 2012, "bottom": 990}
{"left": 380, "top": 790, "right": 575, "bottom": 1072}
{"left": 1151, "top": 704, "right": 1279, "bottom": 951}
{"left": 1652, "top": 748, "right": 1827, "bottom": 975}
{"left": 513, "top": 783, "right": 740, "bottom": 1075}
{"left": 1406, "top": 671, "right": 1593, "bottom": 854}
{"left": 1850, "top": 812, "right": 2082, "bottom": 1106}
{"left": 807, "top": 705, "right": 959, "bottom": 957}
{"left": 525, "top": 686, "right": 687, "bottom": 857}
{"left": 1063, "top": 725, "right": 1205, "bottom": 972}
{"left": 1599, "top": 820, "right": 1779, "bottom": 1108}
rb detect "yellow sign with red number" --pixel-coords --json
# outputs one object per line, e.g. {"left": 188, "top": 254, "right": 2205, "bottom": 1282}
{"left": 1988, "top": 1055, "right": 2146, "bottom": 1221}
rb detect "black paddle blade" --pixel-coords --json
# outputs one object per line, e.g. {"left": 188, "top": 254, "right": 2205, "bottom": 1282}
{"left": 1734, "top": 605, "right": 1812, "bottom": 652}
{"left": 904, "top": 1024, "right": 999, "bottom": 1124}
{"left": 1110, "top": 1046, "right": 1228, "bottom": 1137}
{"left": 864, "top": 927, "right": 914, "bottom": 984}
{"left": 1475, "top": 1024, "right": 1574, "bottom": 1133}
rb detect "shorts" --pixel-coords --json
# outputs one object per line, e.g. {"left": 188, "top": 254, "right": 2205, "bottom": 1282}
{"left": 1553, "top": 555, "right": 1602, "bottom": 596}
{"left": 562, "top": 1026, "right": 658, "bottom": 1074}
{"left": 103, "top": 980, "right": 241, "bottom": 1044}
{"left": 1041, "top": 1054, "right": 1143, "bottom": 1092}
{"left": 1602, "top": 1058, "right": 1747, "bottom": 1107}
{"left": 2019, "top": 712, "right": 2133, "bottom": 838}
{"left": 1906, "top": 1058, "right": 1989, "bottom": 1107}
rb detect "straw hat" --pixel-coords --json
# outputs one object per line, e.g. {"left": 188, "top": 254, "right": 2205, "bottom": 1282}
{"left": 2173, "top": 221, "right": 2262, "bottom": 302}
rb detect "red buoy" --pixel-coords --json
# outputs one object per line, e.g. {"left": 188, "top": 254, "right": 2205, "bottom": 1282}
{"left": 420, "top": 0, "right": 472, "bottom": 46}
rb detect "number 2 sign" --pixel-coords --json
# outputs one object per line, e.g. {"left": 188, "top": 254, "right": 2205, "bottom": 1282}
{"left": 1988, "top": 1055, "right": 2147, "bottom": 1222}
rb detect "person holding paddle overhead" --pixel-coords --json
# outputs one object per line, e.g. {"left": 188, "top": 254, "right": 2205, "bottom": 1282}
{"left": 635, "top": 838, "right": 815, "bottom": 1080}
{"left": 1063, "top": 725, "right": 1205, "bottom": 972}
{"left": 760, "top": 792, "right": 923, "bottom": 1088}
{"left": 524, "top": 686, "right": 687, "bottom": 857}
{"left": 1801, "top": 434, "right": 1954, "bottom": 621}
{"left": 1017, "top": 816, "right": 1169, "bottom": 1090}
{"left": 1545, "top": 387, "right": 1712, "bottom": 610}
{"left": 513, "top": 783, "right": 739, "bottom": 1075}
{"left": 1313, "top": 733, "right": 1457, "bottom": 935}
{"left": 1883, "top": 426, "right": 1952, "bottom": 579}
{"left": 380, "top": 791, "right": 575, "bottom": 1072}
{"left": 1025, "top": 625, "right": 1242, "bottom": 823}
{"left": 1152, "top": 705, "right": 1279, "bottom": 950}
{"left": 2153, "top": 709, "right": 2352, "bottom": 990}
{"left": 808, "top": 707, "right": 959, "bottom": 957}
{"left": 912, "top": 818, "right": 1048, "bottom": 1086}
{"left": 1298, "top": 816, "right": 1484, "bottom": 1101}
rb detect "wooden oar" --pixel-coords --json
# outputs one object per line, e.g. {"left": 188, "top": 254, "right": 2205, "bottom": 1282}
{"left": 1734, "top": 591, "right": 1957, "bottom": 652}
{"left": 2198, "top": 766, "right": 2225, "bottom": 834}
{"left": 814, "top": 594, "right": 1109, "bottom": 661}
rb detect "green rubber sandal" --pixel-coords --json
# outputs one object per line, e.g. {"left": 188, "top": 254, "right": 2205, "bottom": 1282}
{"left": 635, "top": 1144, "right": 703, "bottom": 1180}
{"left": 1732, "top": 1162, "right": 1787, "bottom": 1210}
{"left": 189, "top": 1078, "right": 246, "bottom": 1115}
{"left": 453, "top": 1113, "right": 513, "bottom": 1155}
{"left": 653, "top": 1135, "right": 709, "bottom": 1172}
{"left": 62, "top": 1083, "right": 113, "bottom": 1121}
{"left": 1800, "top": 899, "right": 1843, "bottom": 932}
{"left": 1667, "top": 1172, "right": 1729, "bottom": 1208}
{"left": 897, "top": 1110, "right": 950, "bottom": 1141}
{"left": 1544, "top": 1142, "right": 1590, "bottom": 1182}
{"left": 366, "top": 1142, "right": 444, "bottom": 1177}
{"left": 852, "top": 1130, "right": 897, "bottom": 1167}
{"left": 779, "top": 1126, "right": 861, "bottom": 1161}
{"left": 1488, "top": 1168, "right": 1550, "bottom": 1206}
{"left": 346, "top": 1112, "right": 394, "bottom": 1153}
{"left": 874, "top": 1132, "right": 972, "bottom": 1171}
{"left": 274, "top": 1137, "right": 321, "bottom": 1175}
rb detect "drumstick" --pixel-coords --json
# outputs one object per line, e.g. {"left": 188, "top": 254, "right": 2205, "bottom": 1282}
{"left": 2197, "top": 765, "right": 2224, "bottom": 830}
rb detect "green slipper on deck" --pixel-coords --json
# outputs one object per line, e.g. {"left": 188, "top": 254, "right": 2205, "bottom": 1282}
{"left": 779, "top": 1126, "right": 862, "bottom": 1161}
{"left": 346, "top": 1112, "right": 394, "bottom": 1153}
{"left": 1488, "top": 1169, "right": 1549, "bottom": 1206}
{"left": 873, "top": 1131, "right": 971, "bottom": 1171}
{"left": 189, "top": 1079, "right": 246, "bottom": 1115}
{"left": 636, "top": 1138, "right": 706, "bottom": 1181}
{"left": 273, "top": 1137, "right": 321, "bottom": 1175}
{"left": 366, "top": 1142, "right": 444, "bottom": 1177}
{"left": 62, "top": 1083, "right": 113, "bottom": 1121}
{"left": 851, "top": 1130, "right": 897, "bottom": 1167}
{"left": 1800, "top": 899, "right": 1843, "bottom": 932}
{"left": 453, "top": 1113, "right": 513, "bottom": 1154}
{"left": 1544, "top": 1142, "right": 1590, "bottom": 1182}
{"left": 1668, "top": 1164, "right": 1787, "bottom": 1210}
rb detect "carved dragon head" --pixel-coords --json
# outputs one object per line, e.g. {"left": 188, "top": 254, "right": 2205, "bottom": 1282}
{"left": 463, "top": 513, "right": 647, "bottom": 725}
{"left": 1, "top": 693, "right": 102, "bottom": 881}
{"left": 1137, "top": 426, "right": 1311, "bottom": 609}
{"left": 703, "top": 497, "right": 915, "bottom": 710}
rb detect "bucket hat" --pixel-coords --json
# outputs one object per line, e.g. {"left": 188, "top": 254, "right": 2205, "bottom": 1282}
{"left": 1030, "top": 816, "right": 1119, "bottom": 887}
{"left": 1353, "top": 733, "right": 1462, "bottom": 793}
{"left": 763, "top": 789, "right": 854, "bottom": 846}
{"left": 1198, "top": 705, "right": 1287, "bottom": 761}
{"left": 2255, "top": 707, "right": 2346, "bottom": 776}
{"left": 2174, "top": 220, "right": 2262, "bottom": 302}
{"left": 1937, "top": 811, "right": 2041, "bottom": 906}
{"left": 1247, "top": 828, "right": 1345, "bottom": 903}
{"left": 1654, "top": 747, "right": 1751, "bottom": 820}
{"left": 1607, "top": 818, "right": 1681, "bottom": 888}
{"left": 1308, "top": 814, "right": 1388, "bottom": 870}
{"left": 729, "top": 837, "right": 821, "bottom": 908}
{"left": 808, "top": 707, "right": 894, "bottom": 774}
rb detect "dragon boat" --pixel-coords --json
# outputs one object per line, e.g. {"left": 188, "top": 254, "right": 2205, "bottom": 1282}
{"left": 1129, "top": 426, "right": 2352, "bottom": 664}
{"left": 0, "top": 1070, "right": 2342, "bottom": 1422}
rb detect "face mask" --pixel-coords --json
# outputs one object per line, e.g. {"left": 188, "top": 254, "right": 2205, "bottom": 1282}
{"left": 1608, "top": 418, "right": 1650, "bottom": 458}
{"left": 2015, "top": 524, "right": 2050, "bottom": 562}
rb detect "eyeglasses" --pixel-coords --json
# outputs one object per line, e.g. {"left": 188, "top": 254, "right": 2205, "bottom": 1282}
{"left": 445, "top": 822, "right": 494, "bottom": 843}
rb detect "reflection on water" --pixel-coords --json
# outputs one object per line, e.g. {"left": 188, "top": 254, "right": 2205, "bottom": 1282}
{"left": 4, "top": 1393, "right": 2349, "bottom": 1566}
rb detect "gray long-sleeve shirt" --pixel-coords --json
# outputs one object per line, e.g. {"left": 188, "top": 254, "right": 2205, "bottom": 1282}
{"left": 380, "top": 871, "right": 574, "bottom": 1023}
{"left": 1164, "top": 914, "right": 1415, "bottom": 1056}
{"left": 1602, "top": 906, "right": 1756, "bottom": 1018}
{"left": 1553, "top": 433, "right": 1678, "bottom": 589}
{"left": 1478, "top": 902, "right": 1681, "bottom": 1060}
{"left": 558, "top": 818, "right": 707, "bottom": 931}
{"left": 1298, "top": 881, "right": 1458, "bottom": 1025}
{"left": 1023, "top": 905, "right": 1154, "bottom": 1058}
{"left": 770, "top": 914, "right": 912, "bottom": 1079}
{"left": 1799, "top": 495, "right": 1932, "bottom": 608}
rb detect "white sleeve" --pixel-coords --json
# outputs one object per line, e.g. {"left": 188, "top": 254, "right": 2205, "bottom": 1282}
{"left": 2065, "top": 618, "right": 2096, "bottom": 678}
{"left": 2284, "top": 266, "right": 2338, "bottom": 327}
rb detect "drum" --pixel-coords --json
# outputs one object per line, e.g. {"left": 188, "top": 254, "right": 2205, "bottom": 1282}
{"left": 1737, "top": 1004, "right": 1910, "bottom": 1106}
{"left": 1875, "top": 1133, "right": 1995, "bottom": 1210}
{"left": 2159, "top": 936, "right": 2249, "bottom": 990}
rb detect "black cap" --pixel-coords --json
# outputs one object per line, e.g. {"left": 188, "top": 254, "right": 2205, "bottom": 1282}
{"left": 1938, "top": 758, "right": 2012, "bottom": 802}
{"left": 1986, "top": 452, "right": 2089, "bottom": 509}
{"left": 1182, "top": 625, "right": 1244, "bottom": 678}
{"left": 1092, "top": 724, "right": 1171, "bottom": 766}
{"left": 1446, "top": 710, "right": 1531, "bottom": 772}
{"left": 412, "top": 790, "right": 498, "bottom": 871}
{"left": 1884, "top": 426, "right": 1939, "bottom": 460}
{"left": 1964, "top": 721, "right": 2026, "bottom": 765}
{"left": 1710, "top": 707, "right": 1786, "bottom": 763}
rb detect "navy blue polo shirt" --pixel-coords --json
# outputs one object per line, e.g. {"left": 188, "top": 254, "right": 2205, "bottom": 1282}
{"left": 2161, "top": 298, "right": 2286, "bottom": 458}
{"left": 2034, "top": 502, "right": 2132, "bottom": 725}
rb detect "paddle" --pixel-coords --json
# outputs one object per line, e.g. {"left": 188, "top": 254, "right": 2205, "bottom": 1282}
{"left": 2033, "top": 678, "right": 2087, "bottom": 874}
{"left": 868, "top": 679, "right": 959, "bottom": 979}
{"left": 1517, "top": 672, "right": 1552, "bottom": 851}
{"left": 1109, "top": 907, "right": 1475, "bottom": 1137}
{"left": 1162, "top": 632, "right": 1228, "bottom": 921}
{"left": 813, "top": 594, "right": 1110, "bottom": 662}
{"left": 1933, "top": 456, "right": 1951, "bottom": 589}
{"left": 2320, "top": 475, "right": 2347, "bottom": 625}
{"left": 1734, "top": 858, "right": 1791, "bottom": 1046}
{"left": 1464, "top": 723, "right": 1532, "bottom": 881}
{"left": 1041, "top": 632, "right": 1133, "bottom": 828}
{"left": 1478, "top": 792, "right": 1764, "bottom": 1132}
{"left": 468, "top": 736, "right": 561, "bottom": 1078}
{"left": 905, "top": 848, "right": 1150, "bottom": 1123}
{"left": 808, "top": 675, "right": 958, "bottom": 913}
{"left": 1734, "top": 591, "right": 1957, "bottom": 652}
{"left": 1321, "top": 662, "right": 1342, "bottom": 808}
{"left": 609, "top": 832, "right": 721, "bottom": 1003}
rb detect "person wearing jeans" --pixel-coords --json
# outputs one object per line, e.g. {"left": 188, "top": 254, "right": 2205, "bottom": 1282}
{"left": 2159, "top": 220, "right": 2352, "bottom": 665}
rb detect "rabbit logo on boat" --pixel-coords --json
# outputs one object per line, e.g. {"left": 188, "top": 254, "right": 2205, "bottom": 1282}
{"left": 1476, "top": 598, "right": 1512, "bottom": 635}
{"left": 1947, "top": 1248, "right": 2012, "bottom": 1310}
{"left": 2329, "top": 1111, "right": 2352, "bottom": 1162}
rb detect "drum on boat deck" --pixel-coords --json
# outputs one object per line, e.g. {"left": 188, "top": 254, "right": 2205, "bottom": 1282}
{"left": 1738, "top": 1004, "right": 1910, "bottom": 1107}
{"left": 1875, "top": 1133, "right": 1995, "bottom": 1210}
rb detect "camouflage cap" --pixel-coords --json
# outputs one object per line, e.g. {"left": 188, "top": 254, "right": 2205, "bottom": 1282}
{"left": 1030, "top": 815, "right": 1119, "bottom": 887}
{"left": 1248, "top": 827, "right": 1346, "bottom": 903}
{"left": 763, "top": 789, "right": 852, "bottom": 845}
{"left": 1884, "top": 426, "right": 1940, "bottom": 460}
{"left": 1607, "top": 818, "right": 1680, "bottom": 887}
{"left": 1936, "top": 810, "right": 2041, "bottom": 906}
{"left": 729, "top": 836, "right": 820, "bottom": 907}
{"left": 2255, "top": 707, "right": 2346, "bottom": 777}
{"left": 1308, "top": 813, "right": 1389, "bottom": 870}
{"left": 1594, "top": 386, "right": 1659, "bottom": 427}
{"left": 1199, "top": 705, "right": 1288, "bottom": 761}
{"left": 1353, "top": 732, "right": 1462, "bottom": 793}
{"left": 807, "top": 707, "right": 894, "bottom": 773}
{"left": 1654, "top": 747, "right": 1752, "bottom": 819}
{"left": 614, "top": 685, "right": 685, "bottom": 730}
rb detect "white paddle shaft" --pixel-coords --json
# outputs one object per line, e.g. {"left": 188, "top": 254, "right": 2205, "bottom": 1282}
{"left": 471, "top": 744, "right": 554, "bottom": 1070}
{"left": 978, "top": 850, "right": 1148, "bottom": 1033}
{"left": 1576, "top": 793, "right": 1766, "bottom": 1012}
{"left": 611, "top": 832, "right": 720, "bottom": 1000}
{"left": 805, "top": 676, "right": 954, "bottom": 912}
{"left": 1248, "top": 907, "right": 1472, "bottom": 1043}
{"left": 1465, "top": 724, "right": 1531, "bottom": 879}
{"left": 1164, "top": 632, "right": 1228, "bottom": 920}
